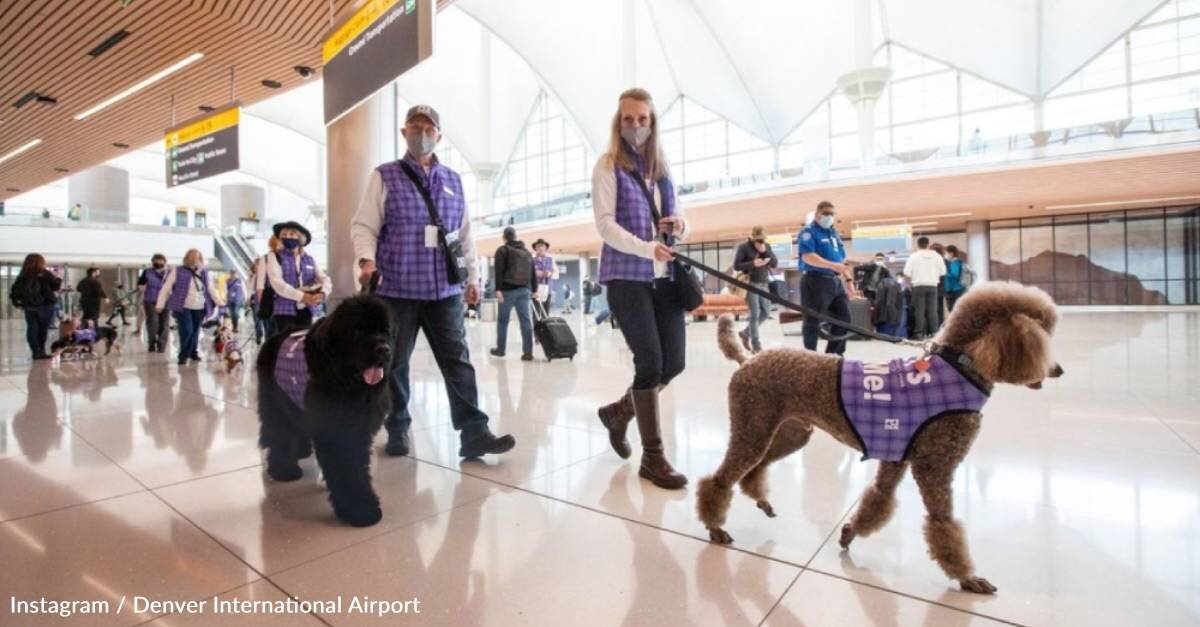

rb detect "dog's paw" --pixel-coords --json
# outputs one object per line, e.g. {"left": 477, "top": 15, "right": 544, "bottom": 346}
{"left": 959, "top": 576, "right": 997, "bottom": 595}
{"left": 708, "top": 527, "right": 734, "bottom": 545}
{"left": 838, "top": 523, "right": 857, "bottom": 549}
{"left": 267, "top": 465, "right": 303, "bottom": 482}
{"left": 336, "top": 504, "right": 383, "bottom": 528}
{"left": 756, "top": 500, "right": 776, "bottom": 518}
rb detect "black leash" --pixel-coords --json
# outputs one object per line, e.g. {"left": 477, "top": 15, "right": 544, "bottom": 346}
{"left": 671, "top": 252, "right": 912, "bottom": 345}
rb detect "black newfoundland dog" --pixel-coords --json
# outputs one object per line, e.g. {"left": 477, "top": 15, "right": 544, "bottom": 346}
{"left": 257, "top": 294, "right": 395, "bottom": 527}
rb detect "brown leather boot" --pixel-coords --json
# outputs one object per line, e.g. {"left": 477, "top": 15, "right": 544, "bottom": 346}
{"left": 597, "top": 389, "right": 634, "bottom": 459}
{"left": 632, "top": 388, "right": 687, "bottom": 489}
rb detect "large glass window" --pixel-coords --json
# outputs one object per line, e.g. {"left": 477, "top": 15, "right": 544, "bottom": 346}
{"left": 658, "top": 97, "right": 774, "bottom": 187}
{"left": 989, "top": 206, "right": 1200, "bottom": 305}
{"left": 493, "top": 91, "right": 593, "bottom": 215}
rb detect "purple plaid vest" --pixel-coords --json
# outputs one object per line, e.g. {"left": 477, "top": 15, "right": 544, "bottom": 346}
{"left": 534, "top": 255, "right": 555, "bottom": 286}
{"left": 840, "top": 356, "right": 989, "bottom": 462}
{"left": 142, "top": 267, "right": 169, "bottom": 304}
{"left": 598, "top": 157, "right": 677, "bottom": 285}
{"left": 166, "top": 267, "right": 214, "bottom": 316}
{"left": 274, "top": 332, "right": 309, "bottom": 410}
{"left": 73, "top": 328, "right": 97, "bottom": 344}
{"left": 226, "top": 278, "right": 245, "bottom": 306}
{"left": 273, "top": 252, "right": 319, "bottom": 316}
{"left": 375, "top": 157, "right": 467, "bottom": 301}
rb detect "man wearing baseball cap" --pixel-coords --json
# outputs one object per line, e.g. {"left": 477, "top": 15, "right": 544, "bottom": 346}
{"left": 351, "top": 104, "right": 516, "bottom": 459}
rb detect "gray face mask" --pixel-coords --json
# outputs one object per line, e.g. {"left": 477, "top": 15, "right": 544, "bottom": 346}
{"left": 621, "top": 126, "right": 652, "bottom": 149}
{"left": 406, "top": 131, "right": 437, "bottom": 157}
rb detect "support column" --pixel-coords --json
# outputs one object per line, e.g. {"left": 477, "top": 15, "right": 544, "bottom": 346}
{"left": 67, "top": 165, "right": 129, "bottom": 224}
{"left": 837, "top": 0, "right": 889, "bottom": 172}
{"left": 219, "top": 183, "right": 265, "bottom": 231}
{"left": 327, "top": 89, "right": 390, "bottom": 301}
{"left": 966, "top": 219, "right": 991, "bottom": 283}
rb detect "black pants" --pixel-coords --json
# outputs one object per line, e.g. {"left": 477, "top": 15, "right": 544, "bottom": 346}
{"left": 143, "top": 302, "right": 170, "bottom": 349}
{"left": 912, "top": 285, "right": 939, "bottom": 337}
{"left": 946, "top": 290, "right": 964, "bottom": 313}
{"left": 106, "top": 305, "right": 128, "bottom": 326}
{"left": 81, "top": 302, "right": 100, "bottom": 327}
{"left": 801, "top": 273, "right": 851, "bottom": 355}
{"left": 24, "top": 304, "right": 55, "bottom": 357}
{"left": 272, "top": 308, "right": 313, "bottom": 335}
{"left": 606, "top": 279, "right": 686, "bottom": 391}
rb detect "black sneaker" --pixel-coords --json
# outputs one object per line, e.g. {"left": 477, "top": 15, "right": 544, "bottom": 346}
{"left": 384, "top": 428, "right": 410, "bottom": 457}
{"left": 489, "top": 348, "right": 505, "bottom": 358}
{"left": 459, "top": 426, "right": 516, "bottom": 458}
{"left": 520, "top": 353, "right": 534, "bottom": 362}
{"left": 189, "top": 352, "right": 202, "bottom": 362}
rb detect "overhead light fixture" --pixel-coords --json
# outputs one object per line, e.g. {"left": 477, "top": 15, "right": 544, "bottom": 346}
{"left": 88, "top": 29, "right": 130, "bottom": 57}
{"left": 0, "top": 138, "right": 42, "bottom": 165}
{"left": 73, "top": 52, "right": 203, "bottom": 120}
{"left": 112, "top": 142, "right": 129, "bottom": 149}
{"left": 54, "top": 167, "right": 69, "bottom": 173}
{"left": 198, "top": 105, "right": 214, "bottom": 112}
{"left": 5, "top": 187, "right": 20, "bottom": 193}
{"left": 261, "top": 79, "right": 282, "bottom": 89}
{"left": 1045, "top": 196, "right": 1200, "bottom": 210}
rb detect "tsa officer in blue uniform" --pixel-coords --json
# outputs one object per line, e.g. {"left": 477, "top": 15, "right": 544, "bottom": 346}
{"left": 798, "top": 200, "right": 854, "bottom": 355}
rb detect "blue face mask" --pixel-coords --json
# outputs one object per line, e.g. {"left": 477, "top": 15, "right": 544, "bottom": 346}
{"left": 818, "top": 215, "right": 835, "bottom": 229}
{"left": 282, "top": 238, "right": 301, "bottom": 250}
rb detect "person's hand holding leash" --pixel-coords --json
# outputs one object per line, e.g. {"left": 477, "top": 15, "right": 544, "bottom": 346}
{"left": 465, "top": 283, "right": 481, "bottom": 305}
{"left": 653, "top": 242, "right": 675, "bottom": 263}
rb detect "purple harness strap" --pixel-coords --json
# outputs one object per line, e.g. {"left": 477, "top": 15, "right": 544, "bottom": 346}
{"left": 274, "top": 331, "right": 309, "bottom": 410}
{"left": 839, "top": 355, "right": 989, "bottom": 462}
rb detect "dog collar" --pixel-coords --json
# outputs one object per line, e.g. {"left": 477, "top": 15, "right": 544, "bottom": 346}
{"left": 928, "top": 343, "right": 993, "bottom": 396}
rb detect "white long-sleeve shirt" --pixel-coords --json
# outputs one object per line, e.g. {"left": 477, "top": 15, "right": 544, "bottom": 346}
{"left": 350, "top": 167, "right": 479, "bottom": 286}
{"left": 592, "top": 156, "right": 690, "bottom": 278}
{"left": 155, "top": 267, "right": 226, "bottom": 311}
{"left": 265, "top": 249, "right": 332, "bottom": 304}
{"left": 904, "top": 249, "right": 948, "bottom": 287}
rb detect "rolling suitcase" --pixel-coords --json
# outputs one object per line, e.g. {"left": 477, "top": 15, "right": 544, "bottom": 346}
{"left": 848, "top": 297, "right": 873, "bottom": 340}
{"left": 532, "top": 300, "right": 577, "bottom": 361}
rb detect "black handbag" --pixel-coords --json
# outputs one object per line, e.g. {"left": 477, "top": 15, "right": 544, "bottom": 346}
{"left": 627, "top": 169, "right": 705, "bottom": 312}
{"left": 257, "top": 254, "right": 278, "bottom": 321}
{"left": 398, "top": 160, "right": 468, "bottom": 286}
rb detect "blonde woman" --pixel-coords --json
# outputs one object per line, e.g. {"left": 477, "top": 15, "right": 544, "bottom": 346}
{"left": 266, "top": 221, "right": 330, "bottom": 332}
{"left": 592, "top": 88, "right": 690, "bottom": 490}
{"left": 156, "top": 249, "right": 225, "bottom": 365}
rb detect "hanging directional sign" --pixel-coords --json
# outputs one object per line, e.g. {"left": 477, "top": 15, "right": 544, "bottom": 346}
{"left": 322, "top": 0, "right": 434, "bottom": 125}
{"left": 164, "top": 105, "right": 240, "bottom": 188}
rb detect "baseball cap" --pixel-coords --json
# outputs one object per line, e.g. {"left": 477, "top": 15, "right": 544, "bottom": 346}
{"left": 405, "top": 104, "right": 440, "bottom": 129}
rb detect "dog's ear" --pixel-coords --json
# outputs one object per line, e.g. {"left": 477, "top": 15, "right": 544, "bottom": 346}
{"left": 967, "top": 313, "right": 1053, "bottom": 386}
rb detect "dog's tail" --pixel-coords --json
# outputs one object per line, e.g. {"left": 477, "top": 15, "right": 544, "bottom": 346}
{"left": 717, "top": 315, "right": 748, "bottom": 365}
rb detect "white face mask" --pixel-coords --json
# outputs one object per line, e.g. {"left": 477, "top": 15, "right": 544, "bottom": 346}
{"left": 817, "top": 215, "right": 835, "bottom": 229}
{"left": 621, "top": 126, "right": 652, "bottom": 149}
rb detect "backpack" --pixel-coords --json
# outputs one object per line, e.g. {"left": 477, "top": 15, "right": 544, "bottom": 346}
{"left": 959, "top": 262, "right": 976, "bottom": 289}
{"left": 9, "top": 276, "right": 45, "bottom": 308}
{"left": 502, "top": 244, "right": 533, "bottom": 287}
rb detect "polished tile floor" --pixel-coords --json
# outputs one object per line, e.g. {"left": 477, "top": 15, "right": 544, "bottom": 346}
{"left": 1, "top": 309, "right": 1197, "bottom": 626}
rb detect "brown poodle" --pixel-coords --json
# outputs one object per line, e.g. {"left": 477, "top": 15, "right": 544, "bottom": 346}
{"left": 696, "top": 281, "right": 1063, "bottom": 594}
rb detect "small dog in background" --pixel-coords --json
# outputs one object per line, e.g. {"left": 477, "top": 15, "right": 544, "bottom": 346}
{"left": 52, "top": 318, "right": 119, "bottom": 359}
{"left": 213, "top": 319, "right": 244, "bottom": 372}
{"left": 697, "top": 282, "right": 1064, "bottom": 594}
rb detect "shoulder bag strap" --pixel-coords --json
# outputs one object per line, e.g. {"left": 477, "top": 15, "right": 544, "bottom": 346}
{"left": 397, "top": 160, "right": 444, "bottom": 231}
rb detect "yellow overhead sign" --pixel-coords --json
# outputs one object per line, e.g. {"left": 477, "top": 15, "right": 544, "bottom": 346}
{"left": 323, "top": 0, "right": 403, "bottom": 63}
{"left": 164, "top": 107, "right": 239, "bottom": 148}
{"left": 851, "top": 224, "right": 914, "bottom": 239}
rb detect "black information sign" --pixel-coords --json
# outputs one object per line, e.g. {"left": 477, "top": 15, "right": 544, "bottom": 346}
{"left": 164, "top": 106, "right": 240, "bottom": 188}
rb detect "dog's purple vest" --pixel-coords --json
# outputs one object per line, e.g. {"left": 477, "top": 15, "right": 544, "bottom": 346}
{"left": 598, "top": 151, "right": 677, "bottom": 285}
{"left": 840, "top": 356, "right": 988, "bottom": 462}
{"left": 166, "top": 267, "right": 214, "bottom": 317}
{"left": 375, "top": 157, "right": 467, "bottom": 301}
{"left": 274, "top": 331, "right": 309, "bottom": 410}
{"left": 273, "top": 252, "right": 319, "bottom": 317}
{"left": 142, "top": 267, "right": 168, "bottom": 304}
{"left": 73, "top": 328, "right": 97, "bottom": 344}
{"left": 226, "top": 277, "right": 244, "bottom": 306}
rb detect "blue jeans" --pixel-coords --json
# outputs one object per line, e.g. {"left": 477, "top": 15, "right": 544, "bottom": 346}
{"left": 496, "top": 287, "right": 533, "bottom": 356}
{"left": 384, "top": 295, "right": 489, "bottom": 435}
{"left": 742, "top": 288, "right": 770, "bottom": 350}
{"left": 173, "top": 308, "right": 205, "bottom": 362}
{"left": 24, "top": 304, "right": 55, "bottom": 356}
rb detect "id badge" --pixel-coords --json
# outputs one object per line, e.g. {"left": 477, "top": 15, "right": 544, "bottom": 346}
{"left": 425, "top": 225, "right": 439, "bottom": 249}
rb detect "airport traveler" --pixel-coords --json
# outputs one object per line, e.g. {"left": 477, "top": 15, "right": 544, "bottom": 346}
{"left": 224, "top": 270, "right": 246, "bottom": 333}
{"left": 266, "top": 221, "right": 330, "bottom": 332}
{"left": 156, "top": 249, "right": 225, "bottom": 366}
{"left": 105, "top": 284, "right": 134, "bottom": 326}
{"left": 76, "top": 267, "right": 106, "bottom": 328}
{"left": 592, "top": 88, "right": 690, "bottom": 490}
{"left": 10, "top": 253, "right": 62, "bottom": 360}
{"left": 138, "top": 254, "right": 171, "bottom": 353}
{"left": 930, "top": 242, "right": 950, "bottom": 328}
{"left": 904, "top": 236, "right": 947, "bottom": 340}
{"left": 798, "top": 201, "right": 855, "bottom": 355}
{"left": 944, "top": 244, "right": 968, "bottom": 312}
{"left": 352, "top": 103, "right": 515, "bottom": 460}
{"left": 733, "top": 225, "right": 778, "bottom": 354}
{"left": 532, "top": 238, "right": 557, "bottom": 312}
{"left": 490, "top": 225, "right": 536, "bottom": 361}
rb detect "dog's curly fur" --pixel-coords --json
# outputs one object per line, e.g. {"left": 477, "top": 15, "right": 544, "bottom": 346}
{"left": 257, "top": 294, "right": 396, "bottom": 527}
{"left": 697, "top": 281, "right": 1062, "bottom": 594}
